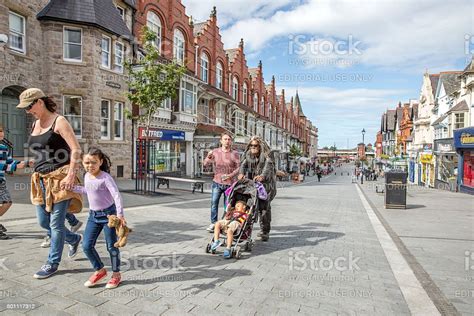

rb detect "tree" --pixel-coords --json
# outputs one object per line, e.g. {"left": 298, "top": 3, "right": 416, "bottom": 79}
{"left": 289, "top": 144, "right": 302, "bottom": 159}
{"left": 125, "top": 26, "right": 186, "bottom": 137}
{"left": 125, "top": 26, "right": 186, "bottom": 192}
{"left": 329, "top": 145, "right": 337, "bottom": 151}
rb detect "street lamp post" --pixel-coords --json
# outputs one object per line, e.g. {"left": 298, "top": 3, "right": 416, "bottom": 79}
{"left": 361, "top": 128, "right": 365, "bottom": 184}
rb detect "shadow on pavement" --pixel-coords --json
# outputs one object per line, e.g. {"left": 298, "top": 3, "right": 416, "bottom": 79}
{"left": 405, "top": 204, "right": 426, "bottom": 209}
{"left": 119, "top": 253, "right": 252, "bottom": 294}
{"left": 129, "top": 220, "right": 203, "bottom": 245}
{"left": 251, "top": 222, "right": 345, "bottom": 256}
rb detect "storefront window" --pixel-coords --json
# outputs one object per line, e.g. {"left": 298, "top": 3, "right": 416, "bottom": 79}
{"left": 150, "top": 141, "right": 181, "bottom": 173}
{"left": 463, "top": 151, "right": 474, "bottom": 187}
{"left": 437, "top": 155, "right": 457, "bottom": 183}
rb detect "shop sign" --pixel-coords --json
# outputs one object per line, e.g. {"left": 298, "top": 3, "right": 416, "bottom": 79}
{"left": 420, "top": 154, "right": 432, "bottom": 164}
{"left": 438, "top": 143, "right": 453, "bottom": 152}
{"left": 106, "top": 81, "right": 121, "bottom": 89}
{"left": 422, "top": 144, "right": 433, "bottom": 152}
{"left": 454, "top": 127, "right": 474, "bottom": 149}
{"left": 138, "top": 127, "right": 185, "bottom": 140}
{"left": 434, "top": 139, "right": 454, "bottom": 153}
{"left": 460, "top": 134, "right": 474, "bottom": 145}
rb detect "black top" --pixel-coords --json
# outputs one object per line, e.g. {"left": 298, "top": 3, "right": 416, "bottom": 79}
{"left": 28, "top": 116, "right": 71, "bottom": 174}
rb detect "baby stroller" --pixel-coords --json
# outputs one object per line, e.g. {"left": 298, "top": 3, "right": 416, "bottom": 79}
{"left": 205, "top": 179, "right": 262, "bottom": 259}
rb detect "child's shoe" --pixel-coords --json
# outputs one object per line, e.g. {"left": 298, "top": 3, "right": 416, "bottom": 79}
{"left": 0, "top": 231, "right": 10, "bottom": 240}
{"left": 84, "top": 269, "right": 107, "bottom": 287}
{"left": 68, "top": 234, "right": 82, "bottom": 259}
{"left": 0, "top": 224, "right": 7, "bottom": 232}
{"left": 210, "top": 239, "right": 222, "bottom": 251}
{"left": 105, "top": 274, "right": 121, "bottom": 289}
{"left": 40, "top": 236, "right": 51, "bottom": 248}
{"left": 70, "top": 220, "right": 83, "bottom": 233}
{"left": 223, "top": 248, "right": 232, "bottom": 259}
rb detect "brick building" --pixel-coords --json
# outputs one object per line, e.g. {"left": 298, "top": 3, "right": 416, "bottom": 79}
{"left": 1, "top": 0, "right": 318, "bottom": 178}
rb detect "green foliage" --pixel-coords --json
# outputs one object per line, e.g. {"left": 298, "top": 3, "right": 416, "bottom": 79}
{"left": 125, "top": 26, "right": 186, "bottom": 135}
{"left": 289, "top": 144, "right": 302, "bottom": 158}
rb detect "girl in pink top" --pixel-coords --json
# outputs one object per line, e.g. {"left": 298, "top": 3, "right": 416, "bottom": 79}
{"left": 73, "top": 148, "right": 125, "bottom": 289}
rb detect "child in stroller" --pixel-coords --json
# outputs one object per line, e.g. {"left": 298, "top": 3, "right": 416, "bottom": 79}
{"left": 205, "top": 179, "right": 260, "bottom": 259}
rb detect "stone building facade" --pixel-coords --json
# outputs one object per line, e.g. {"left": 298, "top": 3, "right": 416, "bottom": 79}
{"left": 0, "top": 0, "right": 134, "bottom": 177}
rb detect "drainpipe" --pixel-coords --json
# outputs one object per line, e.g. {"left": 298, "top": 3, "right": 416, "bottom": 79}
{"left": 194, "top": 45, "right": 199, "bottom": 76}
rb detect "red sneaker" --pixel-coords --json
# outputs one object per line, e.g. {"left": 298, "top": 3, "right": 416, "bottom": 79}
{"left": 105, "top": 274, "right": 121, "bottom": 289}
{"left": 84, "top": 269, "right": 107, "bottom": 287}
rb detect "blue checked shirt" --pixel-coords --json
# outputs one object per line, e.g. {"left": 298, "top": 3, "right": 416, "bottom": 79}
{"left": 0, "top": 142, "right": 18, "bottom": 180}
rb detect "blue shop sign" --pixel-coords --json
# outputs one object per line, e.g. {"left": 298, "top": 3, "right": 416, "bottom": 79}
{"left": 454, "top": 127, "right": 474, "bottom": 149}
{"left": 138, "top": 127, "right": 185, "bottom": 141}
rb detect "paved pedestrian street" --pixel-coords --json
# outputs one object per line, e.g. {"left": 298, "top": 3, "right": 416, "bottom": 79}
{"left": 0, "top": 164, "right": 472, "bottom": 315}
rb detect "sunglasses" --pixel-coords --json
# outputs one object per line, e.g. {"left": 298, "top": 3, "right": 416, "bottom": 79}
{"left": 249, "top": 144, "right": 259, "bottom": 148}
{"left": 25, "top": 99, "right": 37, "bottom": 111}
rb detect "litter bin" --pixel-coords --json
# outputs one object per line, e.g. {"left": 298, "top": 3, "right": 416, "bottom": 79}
{"left": 385, "top": 170, "right": 407, "bottom": 209}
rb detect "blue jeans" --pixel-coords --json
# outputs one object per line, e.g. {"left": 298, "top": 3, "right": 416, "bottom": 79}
{"left": 210, "top": 182, "right": 229, "bottom": 224}
{"left": 46, "top": 213, "right": 79, "bottom": 238}
{"left": 82, "top": 204, "right": 120, "bottom": 272}
{"left": 36, "top": 199, "right": 81, "bottom": 265}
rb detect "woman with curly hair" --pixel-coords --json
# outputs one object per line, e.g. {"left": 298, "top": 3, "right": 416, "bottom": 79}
{"left": 238, "top": 136, "right": 277, "bottom": 241}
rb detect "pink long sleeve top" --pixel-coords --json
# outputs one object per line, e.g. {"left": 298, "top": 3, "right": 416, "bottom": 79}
{"left": 73, "top": 171, "right": 124, "bottom": 216}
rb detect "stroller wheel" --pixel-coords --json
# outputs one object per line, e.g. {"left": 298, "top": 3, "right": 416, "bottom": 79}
{"left": 245, "top": 241, "right": 253, "bottom": 252}
{"left": 234, "top": 246, "right": 242, "bottom": 259}
{"left": 205, "top": 243, "right": 211, "bottom": 253}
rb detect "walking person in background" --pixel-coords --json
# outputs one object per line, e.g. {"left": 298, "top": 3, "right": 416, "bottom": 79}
{"left": 0, "top": 126, "right": 28, "bottom": 239}
{"left": 18, "top": 88, "right": 83, "bottom": 279}
{"left": 203, "top": 132, "right": 240, "bottom": 232}
{"left": 316, "top": 165, "right": 322, "bottom": 182}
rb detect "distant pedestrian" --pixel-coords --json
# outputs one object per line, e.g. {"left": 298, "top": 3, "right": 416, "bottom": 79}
{"left": 316, "top": 166, "right": 322, "bottom": 182}
{"left": 19, "top": 88, "right": 83, "bottom": 279}
{"left": 71, "top": 148, "right": 125, "bottom": 289}
{"left": 0, "top": 127, "right": 28, "bottom": 239}
{"left": 203, "top": 133, "right": 240, "bottom": 232}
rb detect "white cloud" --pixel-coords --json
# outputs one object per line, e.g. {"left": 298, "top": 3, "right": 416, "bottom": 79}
{"left": 280, "top": 85, "right": 407, "bottom": 147}
{"left": 183, "top": 0, "right": 296, "bottom": 28}
{"left": 185, "top": 0, "right": 472, "bottom": 71}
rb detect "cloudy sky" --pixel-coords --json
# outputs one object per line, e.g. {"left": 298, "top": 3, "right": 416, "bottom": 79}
{"left": 182, "top": 0, "right": 473, "bottom": 148}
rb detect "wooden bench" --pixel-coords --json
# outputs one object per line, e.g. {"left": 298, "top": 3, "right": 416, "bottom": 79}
{"left": 155, "top": 176, "right": 206, "bottom": 193}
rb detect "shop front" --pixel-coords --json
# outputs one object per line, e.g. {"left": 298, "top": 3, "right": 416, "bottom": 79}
{"left": 433, "top": 138, "right": 457, "bottom": 191}
{"left": 419, "top": 153, "right": 434, "bottom": 188}
{"left": 408, "top": 158, "right": 415, "bottom": 183}
{"left": 137, "top": 127, "right": 187, "bottom": 176}
{"left": 454, "top": 127, "right": 474, "bottom": 194}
